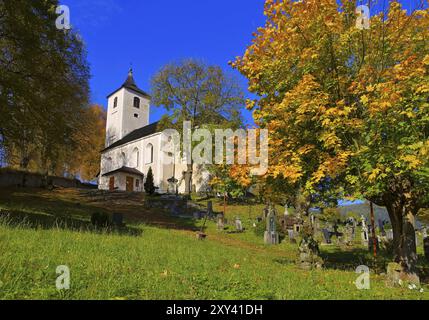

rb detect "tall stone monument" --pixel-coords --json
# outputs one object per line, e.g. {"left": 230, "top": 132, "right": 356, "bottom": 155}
{"left": 264, "top": 205, "right": 279, "bottom": 245}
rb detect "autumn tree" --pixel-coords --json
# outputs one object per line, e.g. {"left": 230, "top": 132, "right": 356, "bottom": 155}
{"left": 233, "top": 0, "right": 429, "bottom": 275}
{"left": 71, "top": 105, "right": 106, "bottom": 181}
{"left": 151, "top": 59, "right": 244, "bottom": 196}
{"left": 0, "top": 0, "right": 90, "bottom": 175}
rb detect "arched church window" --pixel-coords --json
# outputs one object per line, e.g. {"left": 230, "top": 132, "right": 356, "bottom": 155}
{"left": 145, "top": 143, "right": 154, "bottom": 164}
{"left": 132, "top": 148, "right": 140, "bottom": 168}
{"left": 106, "top": 157, "right": 113, "bottom": 171}
{"left": 114, "top": 97, "right": 118, "bottom": 108}
{"left": 120, "top": 152, "right": 126, "bottom": 167}
{"left": 133, "top": 97, "right": 140, "bottom": 109}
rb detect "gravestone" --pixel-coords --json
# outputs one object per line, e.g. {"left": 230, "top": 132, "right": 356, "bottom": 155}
{"left": 322, "top": 229, "right": 332, "bottom": 244}
{"left": 386, "top": 229, "right": 394, "bottom": 240}
{"left": 235, "top": 217, "right": 243, "bottom": 232}
{"left": 112, "top": 213, "right": 124, "bottom": 227}
{"left": 298, "top": 236, "right": 323, "bottom": 270}
{"left": 287, "top": 229, "right": 295, "bottom": 242}
{"left": 171, "top": 199, "right": 181, "bottom": 216}
{"left": 284, "top": 204, "right": 290, "bottom": 218}
{"left": 217, "top": 214, "right": 225, "bottom": 231}
{"left": 345, "top": 225, "right": 355, "bottom": 246}
{"left": 378, "top": 219, "right": 386, "bottom": 237}
{"left": 422, "top": 228, "right": 428, "bottom": 239}
{"left": 264, "top": 206, "right": 279, "bottom": 245}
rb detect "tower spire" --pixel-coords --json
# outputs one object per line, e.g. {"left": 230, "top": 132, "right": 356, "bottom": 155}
{"left": 123, "top": 68, "right": 136, "bottom": 87}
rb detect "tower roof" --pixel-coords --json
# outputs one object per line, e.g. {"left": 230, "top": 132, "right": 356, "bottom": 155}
{"left": 107, "top": 69, "right": 151, "bottom": 99}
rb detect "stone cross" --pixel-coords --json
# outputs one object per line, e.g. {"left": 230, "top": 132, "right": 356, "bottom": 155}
{"left": 217, "top": 214, "right": 225, "bottom": 231}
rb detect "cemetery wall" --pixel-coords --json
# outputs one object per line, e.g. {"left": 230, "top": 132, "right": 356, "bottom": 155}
{"left": 0, "top": 168, "right": 97, "bottom": 189}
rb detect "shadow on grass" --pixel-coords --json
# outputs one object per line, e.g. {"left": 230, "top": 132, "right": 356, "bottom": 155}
{"left": 0, "top": 210, "right": 143, "bottom": 237}
{"left": 0, "top": 187, "right": 203, "bottom": 233}
{"left": 320, "top": 247, "right": 390, "bottom": 273}
{"left": 321, "top": 246, "right": 429, "bottom": 282}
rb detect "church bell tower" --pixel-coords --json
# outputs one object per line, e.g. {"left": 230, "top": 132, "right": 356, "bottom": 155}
{"left": 105, "top": 69, "right": 151, "bottom": 147}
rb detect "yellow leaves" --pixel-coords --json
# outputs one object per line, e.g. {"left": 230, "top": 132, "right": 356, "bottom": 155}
{"left": 360, "top": 95, "right": 369, "bottom": 106}
{"left": 400, "top": 109, "right": 416, "bottom": 119}
{"left": 366, "top": 85, "right": 375, "bottom": 93}
{"left": 416, "top": 85, "right": 429, "bottom": 94}
{"left": 271, "top": 163, "right": 303, "bottom": 183}
{"left": 298, "top": 145, "right": 315, "bottom": 155}
{"left": 319, "top": 132, "right": 341, "bottom": 148}
{"left": 368, "top": 168, "right": 381, "bottom": 182}
{"left": 423, "top": 55, "right": 429, "bottom": 66}
{"left": 400, "top": 155, "right": 422, "bottom": 170}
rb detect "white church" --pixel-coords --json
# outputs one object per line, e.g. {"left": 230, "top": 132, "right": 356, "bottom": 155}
{"left": 98, "top": 70, "right": 209, "bottom": 193}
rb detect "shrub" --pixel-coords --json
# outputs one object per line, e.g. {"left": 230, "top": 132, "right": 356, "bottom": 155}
{"left": 91, "top": 212, "right": 110, "bottom": 228}
{"left": 144, "top": 167, "right": 156, "bottom": 195}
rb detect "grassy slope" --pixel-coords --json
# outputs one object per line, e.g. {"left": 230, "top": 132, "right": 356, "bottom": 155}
{"left": 0, "top": 188, "right": 428, "bottom": 300}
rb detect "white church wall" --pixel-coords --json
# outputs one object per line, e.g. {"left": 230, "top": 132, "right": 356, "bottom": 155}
{"left": 106, "top": 89, "right": 125, "bottom": 146}
{"left": 99, "top": 133, "right": 165, "bottom": 191}
{"left": 100, "top": 71, "right": 211, "bottom": 194}
{"left": 121, "top": 88, "right": 150, "bottom": 138}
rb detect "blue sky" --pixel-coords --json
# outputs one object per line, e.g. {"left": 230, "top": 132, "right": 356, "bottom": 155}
{"left": 65, "top": 0, "right": 420, "bottom": 125}
{"left": 65, "top": 0, "right": 267, "bottom": 124}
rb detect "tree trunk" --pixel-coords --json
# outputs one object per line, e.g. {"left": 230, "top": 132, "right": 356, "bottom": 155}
{"left": 400, "top": 209, "right": 418, "bottom": 274}
{"left": 184, "top": 163, "right": 193, "bottom": 197}
{"left": 385, "top": 202, "right": 418, "bottom": 274}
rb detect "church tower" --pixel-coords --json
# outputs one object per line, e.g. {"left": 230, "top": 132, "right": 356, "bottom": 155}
{"left": 105, "top": 69, "right": 151, "bottom": 147}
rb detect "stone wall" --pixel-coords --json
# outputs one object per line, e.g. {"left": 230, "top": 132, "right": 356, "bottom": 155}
{"left": 0, "top": 169, "right": 96, "bottom": 189}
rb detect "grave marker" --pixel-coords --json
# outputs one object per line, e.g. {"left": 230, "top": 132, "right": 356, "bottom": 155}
{"left": 235, "top": 217, "right": 243, "bottom": 232}
{"left": 264, "top": 206, "right": 279, "bottom": 245}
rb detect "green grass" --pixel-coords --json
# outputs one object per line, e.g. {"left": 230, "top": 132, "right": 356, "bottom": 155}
{"left": 0, "top": 188, "right": 428, "bottom": 300}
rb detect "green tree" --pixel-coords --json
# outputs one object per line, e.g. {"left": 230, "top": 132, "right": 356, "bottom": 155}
{"left": 151, "top": 59, "right": 244, "bottom": 197}
{"left": 0, "top": 0, "right": 90, "bottom": 176}
{"left": 234, "top": 0, "right": 429, "bottom": 275}
{"left": 144, "top": 167, "right": 156, "bottom": 195}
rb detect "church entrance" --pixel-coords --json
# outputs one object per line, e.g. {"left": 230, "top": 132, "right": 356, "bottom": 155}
{"left": 126, "top": 176, "right": 134, "bottom": 192}
{"left": 109, "top": 177, "right": 115, "bottom": 191}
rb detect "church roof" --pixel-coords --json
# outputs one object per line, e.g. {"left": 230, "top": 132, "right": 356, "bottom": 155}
{"left": 102, "top": 121, "right": 160, "bottom": 153}
{"left": 107, "top": 69, "right": 151, "bottom": 99}
{"left": 102, "top": 166, "right": 145, "bottom": 177}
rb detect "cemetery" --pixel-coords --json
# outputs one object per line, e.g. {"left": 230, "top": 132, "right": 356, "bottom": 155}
{"left": 0, "top": 186, "right": 428, "bottom": 300}
{"left": 1, "top": 0, "right": 429, "bottom": 303}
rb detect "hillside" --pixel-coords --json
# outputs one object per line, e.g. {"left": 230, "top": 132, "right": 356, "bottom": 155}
{"left": 0, "top": 187, "right": 428, "bottom": 300}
